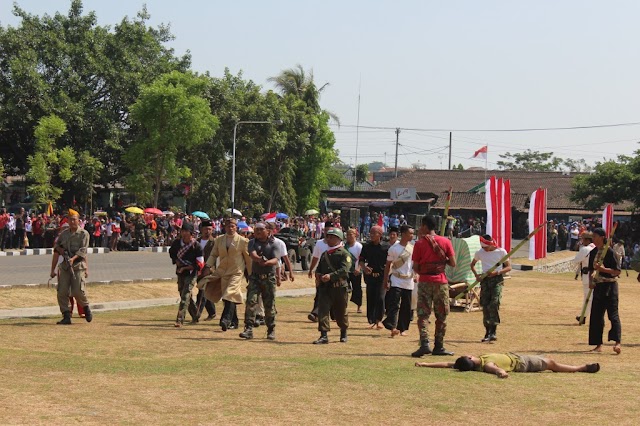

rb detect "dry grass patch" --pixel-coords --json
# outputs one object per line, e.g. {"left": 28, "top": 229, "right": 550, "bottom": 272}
{"left": 511, "top": 250, "right": 575, "bottom": 266}
{"left": 0, "top": 272, "right": 639, "bottom": 425}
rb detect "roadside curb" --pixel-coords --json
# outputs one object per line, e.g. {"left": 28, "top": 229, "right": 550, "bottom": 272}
{"left": 0, "top": 287, "right": 317, "bottom": 319}
{"left": 0, "top": 247, "right": 111, "bottom": 256}
{"left": 0, "top": 277, "right": 176, "bottom": 290}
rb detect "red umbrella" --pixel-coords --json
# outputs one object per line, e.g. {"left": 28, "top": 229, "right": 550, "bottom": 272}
{"left": 144, "top": 207, "right": 163, "bottom": 215}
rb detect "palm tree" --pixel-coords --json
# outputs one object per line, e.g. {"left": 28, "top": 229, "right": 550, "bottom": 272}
{"left": 268, "top": 64, "right": 340, "bottom": 125}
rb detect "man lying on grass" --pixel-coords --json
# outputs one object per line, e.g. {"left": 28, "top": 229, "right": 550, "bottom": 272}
{"left": 415, "top": 353, "right": 600, "bottom": 378}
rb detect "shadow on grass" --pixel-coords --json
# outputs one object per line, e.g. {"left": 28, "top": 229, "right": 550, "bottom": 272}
{"left": 177, "top": 337, "right": 302, "bottom": 346}
{"left": 530, "top": 323, "right": 584, "bottom": 327}
{"left": 110, "top": 322, "right": 176, "bottom": 329}
{"left": 0, "top": 321, "right": 51, "bottom": 327}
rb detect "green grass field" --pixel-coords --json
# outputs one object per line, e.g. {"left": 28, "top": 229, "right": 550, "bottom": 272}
{"left": 1, "top": 272, "right": 639, "bottom": 425}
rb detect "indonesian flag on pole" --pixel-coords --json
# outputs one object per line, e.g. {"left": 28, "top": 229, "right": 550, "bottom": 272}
{"left": 602, "top": 204, "right": 614, "bottom": 238}
{"left": 472, "top": 145, "right": 488, "bottom": 159}
{"left": 528, "top": 188, "right": 547, "bottom": 260}
{"left": 485, "top": 176, "right": 512, "bottom": 252}
{"left": 264, "top": 212, "right": 277, "bottom": 223}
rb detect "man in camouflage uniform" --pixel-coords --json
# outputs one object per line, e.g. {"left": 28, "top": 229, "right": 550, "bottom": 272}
{"left": 313, "top": 228, "right": 352, "bottom": 344}
{"left": 53, "top": 209, "right": 92, "bottom": 325}
{"left": 411, "top": 216, "right": 456, "bottom": 356}
{"left": 239, "top": 222, "right": 280, "bottom": 341}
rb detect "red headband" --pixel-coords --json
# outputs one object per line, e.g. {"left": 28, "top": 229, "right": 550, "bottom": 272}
{"left": 479, "top": 236, "right": 497, "bottom": 247}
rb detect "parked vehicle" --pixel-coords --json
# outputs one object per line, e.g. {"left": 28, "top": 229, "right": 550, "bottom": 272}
{"left": 275, "top": 227, "right": 315, "bottom": 270}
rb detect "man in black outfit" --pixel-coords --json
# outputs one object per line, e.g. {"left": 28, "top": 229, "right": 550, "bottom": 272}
{"left": 359, "top": 225, "right": 389, "bottom": 329}
{"left": 588, "top": 227, "right": 622, "bottom": 354}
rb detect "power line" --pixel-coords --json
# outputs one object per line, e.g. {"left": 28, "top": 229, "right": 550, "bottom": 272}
{"left": 329, "top": 121, "right": 640, "bottom": 132}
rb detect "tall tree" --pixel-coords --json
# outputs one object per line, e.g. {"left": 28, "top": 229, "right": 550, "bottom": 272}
{"left": 0, "top": 0, "right": 190, "bottom": 187}
{"left": 571, "top": 152, "right": 640, "bottom": 211}
{"left": 497, "top": 149, "right": 562, "bottom": 171}
{"left": 25, "top": 115, "right": 75, "bottom": 205}
{"left": 269, "top": 65, "right": 340, "bottom": 212}
{"left": 124, "top": 71, "right": 218, "bottom": 207}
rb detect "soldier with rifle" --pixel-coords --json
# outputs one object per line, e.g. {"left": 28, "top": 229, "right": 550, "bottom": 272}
{"left": 52, "top": 209, "right": 92, "bottom": 325}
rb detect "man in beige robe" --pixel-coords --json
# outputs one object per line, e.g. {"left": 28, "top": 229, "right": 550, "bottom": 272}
{"left": 200, "top": 218, "right": 251, "bottom": 331}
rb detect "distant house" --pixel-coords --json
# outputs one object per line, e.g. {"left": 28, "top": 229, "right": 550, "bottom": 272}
{"left": 323, "top": 169, "right": 634, "bottom": 237}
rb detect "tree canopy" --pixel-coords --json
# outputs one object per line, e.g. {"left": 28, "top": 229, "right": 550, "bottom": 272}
{"left": 0, "top": 3, "right": 344, "bottom": 215}
{"left": 571, "top": 150, "right": 640, "bottom": 211}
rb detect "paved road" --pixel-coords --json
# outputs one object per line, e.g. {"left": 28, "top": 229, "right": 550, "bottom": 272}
{"left": 0, "top": 251, "right": 177, "bottom": 285}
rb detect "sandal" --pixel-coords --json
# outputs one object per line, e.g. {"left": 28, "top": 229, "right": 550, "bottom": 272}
{"left": 613, "top": 344, "right": 621, "bottom": 355}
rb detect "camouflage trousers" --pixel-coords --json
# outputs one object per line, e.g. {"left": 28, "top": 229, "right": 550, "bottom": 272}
{"left": 245, "top": 273, "right": 277, "bottom": 328}
{"left": 177, "top": 273, "right": 197, "bottom": 322}
{"left": 416, "top": 282, "right": 449, "bottom": 344}
{"left": 480, "top": 275, "right": 503, "bottom": 327}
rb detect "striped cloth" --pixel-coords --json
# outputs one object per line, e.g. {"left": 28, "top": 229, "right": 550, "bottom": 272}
{"left": 446, "top": 235, "right": 482, "bottom": 284}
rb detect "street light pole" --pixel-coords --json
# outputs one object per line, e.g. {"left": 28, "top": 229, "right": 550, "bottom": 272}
{"left": 231, "top": 120, "right": 282, "bottom": 214}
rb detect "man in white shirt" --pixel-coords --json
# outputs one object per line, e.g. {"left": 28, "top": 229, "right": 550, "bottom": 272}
{"left": 470, "top": 234, "right": 511, "bottom": 342}
{"left": 345, "top": 228, "right": 363, "bottom": 312}
{"left": 572, "top": 232, "right": 595, "bottom": 324}
{"left": 382, "top": 225, "right": 415, "bottom": 337}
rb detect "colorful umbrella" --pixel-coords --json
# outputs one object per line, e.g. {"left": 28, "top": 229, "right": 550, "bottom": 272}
{"left": 93, "top": 211, "right": 107, "bottom": 217}
{"left": 191, "top": 211, "right": 210, "bottom": 220}
{"left": 125, "top": 206, "right": 144, "bottom": 214}
{"left": 276, "top": 212, "right": 289, "bottom": 219}
{"left": 144, "top": 207, "right": 163, "bottom": 215}
{"left": 304, "top": 209, "right": 319, "bottom": 216}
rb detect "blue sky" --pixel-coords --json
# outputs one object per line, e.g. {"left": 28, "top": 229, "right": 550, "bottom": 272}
{"left": 3, "top": 1, "right": 640, "bottom": 170}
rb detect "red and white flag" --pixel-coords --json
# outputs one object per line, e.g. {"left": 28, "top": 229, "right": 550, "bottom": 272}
{"left": 528, "top": 188, "right": 547, "bottom": 260}
{"left": 264, "top": 212, "right": 277, "bottom": 223}
{"left": 472, "top": 145, "right": 488, "bottom": 159}
{"left": 485, "top": 176, "right": 512, "bottom": 252}
{"left": 602, "top": 204, "right": 614, "bottom": 237}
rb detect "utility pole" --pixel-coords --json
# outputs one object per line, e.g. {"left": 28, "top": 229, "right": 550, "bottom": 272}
{"left": 394, "top": 127, "right": 400, "bottom": 177}
{"left": 448, "top": 132, "right": 452, "bottom": 170}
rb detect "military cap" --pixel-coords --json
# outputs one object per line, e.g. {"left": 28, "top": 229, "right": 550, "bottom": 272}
{"left": 326, "top": 228, "right": 344, "bottom": 240}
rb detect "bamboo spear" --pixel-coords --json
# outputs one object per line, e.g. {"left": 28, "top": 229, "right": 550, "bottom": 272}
{"left": 439, "top": 187, "right": 452, "bottom": 236}
{"left": 455, "top": 221, "right": 547, "bottom": 299}
{"left": 578, "top": 221, "right": 618, "bottom": 325}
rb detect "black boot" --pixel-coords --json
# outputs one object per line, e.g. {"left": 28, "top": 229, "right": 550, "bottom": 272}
{"left": 84, "top": 305, "right": 93, "bottom": 323}
{"left": 313, "top": 331, "right": 329, "bottom": 344}
{"left": 267, "top": 326, "right": 276, "bottom": 340}
{"left": 411, "top": 340, "right": 432, "bottom": 357}
{"left": 56, "top": 311, "right": 72, "bottom": 325}
{"left": 432, "top": 341, "right": 454, "bottom": 356}
{"left": 481, "top": 326, "right": 491, "bottom": 342}
{"left": 489, "top": 325, "right": 498, "bottom": 341}
{"left": 340, "top": 329, "right": 348, "bottom": 343}
{"left": 239, "top": 326, "right": 254, "bottom": 339}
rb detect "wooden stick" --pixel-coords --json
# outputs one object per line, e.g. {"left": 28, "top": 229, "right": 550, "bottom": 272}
{"left": 579, "top": 222, "right": 618, "bottom": 325}
{"left": 439, "top": 187, "right": 452, "bottom": 236}
{"left": 455, "top": 221, "right": 547, "bottom": 299}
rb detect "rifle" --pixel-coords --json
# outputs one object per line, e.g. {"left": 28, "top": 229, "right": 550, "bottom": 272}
{"left": 56, "top": 246, "right": 76, "bottom": 280}
{"left": 455, "top": 221, "right": 547, "bottom": 299}
{"left": 579, "top": 222, "right": 618, "bottom": 325}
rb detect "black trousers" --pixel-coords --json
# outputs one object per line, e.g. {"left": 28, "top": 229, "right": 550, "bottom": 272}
{"left": 349, "top": 272, "right": 363, "bottom": 307}
{"left": 364, "top": 276, "right": 385, "bottom": 324}
{"left": 383, "top": 287, "right": 412, "bottom": 332}
{"left": 589, "top": 281, "right": 621, "bottom": 345}
{"left": 195, "top": 288, "right": 216, "bottom": 319}
{"left": 220, "top": 300, "right": 238, "bottom": 327}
